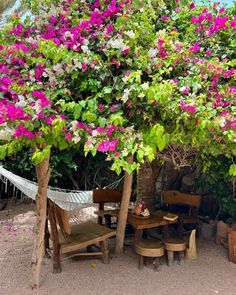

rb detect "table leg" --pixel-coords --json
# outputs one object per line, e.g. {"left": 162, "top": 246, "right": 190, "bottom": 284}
{"left": 134, "top": 229, "right": 143, "bottom": 244}
{"left": 162, "top": 224, "right": 169, "bottom": 239}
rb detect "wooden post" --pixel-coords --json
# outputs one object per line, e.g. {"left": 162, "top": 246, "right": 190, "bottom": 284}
{"left": 115, "top": 156, "right": 133, "bottom": 255}
{"left": 31, "top": 156, "right": 51, "bottom": 289}
{"left": 48, "top": 200, "right": 61, "bottom": 273}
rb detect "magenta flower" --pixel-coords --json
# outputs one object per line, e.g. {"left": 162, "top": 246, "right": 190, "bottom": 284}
{"left": 77, "top": 122, "right": 86, "bottom": 131}
{"left": 219, "top": 7, "right": 225, "bottom": 14}
{"left": 106, "top": 24, "right": 113, "bottom": 35}
{"left": 161, "top": 16, "right": 168, "bottom": 22}
{"left": 32, "top": 90, "right": 51, "bottom": 108}
{"left": 182, "top": 88, "right": 189, "bottom": 95}
{"left": 122, "top": 48, "right": 130, "bottom": 56}
{"left": 98, "top": 104, "right": 104, "bottom": 111}
{"left": 189, "top": 42, "right": 200, "bottom": 52}
{"left": 96, "top": 127, "right": 104, "bottom": 134}
{"left": 65, "top": 133, "right": 72, "bottom": 140}
{"left": 189, "top": 3, "right": 195, "bottom": 9}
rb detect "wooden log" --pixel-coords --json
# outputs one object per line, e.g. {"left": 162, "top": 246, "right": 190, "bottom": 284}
{"left": 48, "top": 200, "right": 61, "bottom": 273}
{"left": 115, "top": 156, "right": 133, "bottom": 255}
{"left": 31, "top": 156, "right": 51, "bottom": 289}
{"left": 186, "top": 229, "right": 197, "bottom": 260}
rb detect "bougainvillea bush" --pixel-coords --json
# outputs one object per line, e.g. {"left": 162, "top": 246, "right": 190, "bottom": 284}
{"left": 0, "top": 0, "right": 235, "bottom": 174}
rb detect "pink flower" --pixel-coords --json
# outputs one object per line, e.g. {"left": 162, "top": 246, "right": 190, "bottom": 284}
{"left": 189, "top": 42, "right": 200, "bottom": 52}
{"left": 110, "top": 104, "right": 119, "bottom": 112}
{"left": 161, "top": 16, "right": 168, "bottom": 22}
{"left": 77, "top": 122, "right": 86, "bottom": 131}
{"left": 65, "top": 133, "right": 72, "bottom": 140}
{"left": 32, "top": 90, "right": 51, "bottom": 108}
{"left": 122, "top": 48, "right": 130, "bottom": 55}
{"left": 114, "top": 152, "right": 120, "bottom": 157}
{"left": 189, "top": 3, "right": 195, "bottom": 9}
{"left": 82, "top": 64, "right": 87, "bottom": 72}
{"left": 106, "top": 24, "right": 113, "bottom": 35}
{"left": 182, "top": 88, "right": 189, "bottom": 95}
{"left": 14, "top": 124, "right": 34, "bottom": 139}
{"left": 98, "top": 104, "right": 104, "bottom": 111}
{"left": 96, "top": 127, "right": 104, "bottom": 134}
{"left": 97, "top": 140, "right": 118, "bottom": 152}
{"left": 206, "top": 49, "right": 211, "bottom": 56}
{"left": 219, "top": 7, "right": 225, "bottom": 13}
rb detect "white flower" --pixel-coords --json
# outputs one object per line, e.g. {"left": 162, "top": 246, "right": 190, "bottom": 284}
{"left": 81, "top": 45, "right": 89, "bottom": 53}
{"left": 124, "top": 30, "right": 135, "bottom": 39}
{"left": 107, "top": 38, "right": 126, "bottom": 50}
{"left": 70, "top": 121, "right": 78, "bottom": 132}
{"left": 121, "top": 89, "right": 131, "bottom": 103}
{"left": 141, "top": 83, "right": 149, "bottom": 90}
{"left": 72, "top": 132, "right": 81, "bottom": 144}
{"left": 148, "top": 48, "right": 158, "bottom": 58}
{"left": 16, "top": 95, "right": 27, "bottom": 107}
{"left": 92, "top": 130, "right": 99, "bottom": 136}
{"left": 0, "top": 127, "right": 13, "bottom": 141}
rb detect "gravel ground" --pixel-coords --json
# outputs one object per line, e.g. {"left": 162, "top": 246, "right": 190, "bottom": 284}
{"left": 0, "top": 206, "right": 236, "bottom": 295}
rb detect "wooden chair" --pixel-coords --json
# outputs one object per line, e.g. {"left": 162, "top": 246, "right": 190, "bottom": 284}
{"left": 135, "top": 239, "right": 165, "bottom": 271}
{"left": 163, "top": 190, "right": 201, "bottom": 237}
{"left": 93, "top": 189, "right": 122, "bottom": 227}
{"left": 163, "top": 229, "right": 197, "bottom": 266}
{"left": 47, "top": 200, "right": 116, "bottom": 273}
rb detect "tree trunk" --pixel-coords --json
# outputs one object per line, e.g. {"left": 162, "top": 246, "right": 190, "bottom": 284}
{"left": 115, "top": 156, "right": 133, "bottom": 255}
{"left": 31, "top": 157, "right": 51, "bottom": 289}
{"left": 68, "top": 173, "right": 80, "bottom": 190}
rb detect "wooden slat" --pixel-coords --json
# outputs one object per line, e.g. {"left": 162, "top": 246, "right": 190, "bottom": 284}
{"left": 59, "top": 221, "right": 116, "bottom": 254}
{"left": 163, "top": 190, "right": 201, "bottom": 208}
{"left": 93, "top": 189, "right": 122, "bottom": 203}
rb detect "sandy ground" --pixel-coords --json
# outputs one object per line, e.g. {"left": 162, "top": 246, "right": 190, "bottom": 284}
{"left": 0, "top": 203, "right": 236, "bottom": 295}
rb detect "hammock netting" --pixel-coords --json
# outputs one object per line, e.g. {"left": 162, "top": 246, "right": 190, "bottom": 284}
{"left": 0, "top": 166, "right": 93, "bottom": 211}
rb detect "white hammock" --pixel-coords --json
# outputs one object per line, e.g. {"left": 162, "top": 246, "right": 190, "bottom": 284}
{"left": 0, "top": 166, "right": 93, "bottom": 211}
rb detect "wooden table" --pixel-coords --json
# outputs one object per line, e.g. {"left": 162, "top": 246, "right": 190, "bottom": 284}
{"left": 105, "top": 209, "right": 177, "bottom": 243}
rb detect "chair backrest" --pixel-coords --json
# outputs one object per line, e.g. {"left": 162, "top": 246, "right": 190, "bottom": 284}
{"left": 163, "top": 190, "right": 201, "bottom": 209}
{"left": 93, "top": 189, "right": 123, "bottom": 204}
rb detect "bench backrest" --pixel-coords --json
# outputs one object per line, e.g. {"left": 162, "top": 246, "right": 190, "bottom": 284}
{"left": 163, "top": 190, "right": 201, "bottom": 209}
{"left": 93, "top": 189, "right": 123, "bottom": 204}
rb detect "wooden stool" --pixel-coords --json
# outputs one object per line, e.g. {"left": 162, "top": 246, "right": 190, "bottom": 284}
{"left": 163, "top": 238, "right": 186, "bottom": 266}
{"left": 135, "top": 240, "right": 164, "bottom": 271}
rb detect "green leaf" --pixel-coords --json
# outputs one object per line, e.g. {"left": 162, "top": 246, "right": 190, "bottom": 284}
{"left": 74, "top": 104, "right": 82, "bottom": 119}
{"left": 0, "top": 145, "right": 7, "bottom": 160}
{"left": 229, "top": 164, "right": 236, "bottom": 177}
{"left": 32, "top": 147, "right": 51, "bottom": 165}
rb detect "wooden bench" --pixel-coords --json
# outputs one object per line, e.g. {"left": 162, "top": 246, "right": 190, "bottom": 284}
{"left": 47, "top": 200, "right": 116, "bottom": 273}
{"left": 163, "top": 190, "right": 201, "bottom": 237}
{"left": 93, "top": 189, "right": 123, "bottom": 227}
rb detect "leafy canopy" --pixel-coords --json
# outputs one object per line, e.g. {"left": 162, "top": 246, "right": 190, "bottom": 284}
{"left": 0, "top": 0, "right": 235, "bottom": 175}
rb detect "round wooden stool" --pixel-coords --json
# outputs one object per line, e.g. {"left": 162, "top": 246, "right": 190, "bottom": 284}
{"left": 163, "top": 238, "right": 186, "bottom": 266}
{"left": 135, "top": 240, "right": 164, "bottom": 271}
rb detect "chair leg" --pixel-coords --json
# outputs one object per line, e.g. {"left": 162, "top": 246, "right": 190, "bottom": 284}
{"left": 153, "top": 257, "right": 160, "bottom": 272}
{"left": 167, "top": 250, "right": 174, "bottom": 266}
{"left": 179, "top": 250, "right": 185, "bottom": 264}
{"left": 104, "top": 216, "right": 111, "bottom": 228}
{"left": 100, "top": 240, "right": 109, "bottom": 264}
{"left": 138, "top": 255, "right": 144, "bottom": 270}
